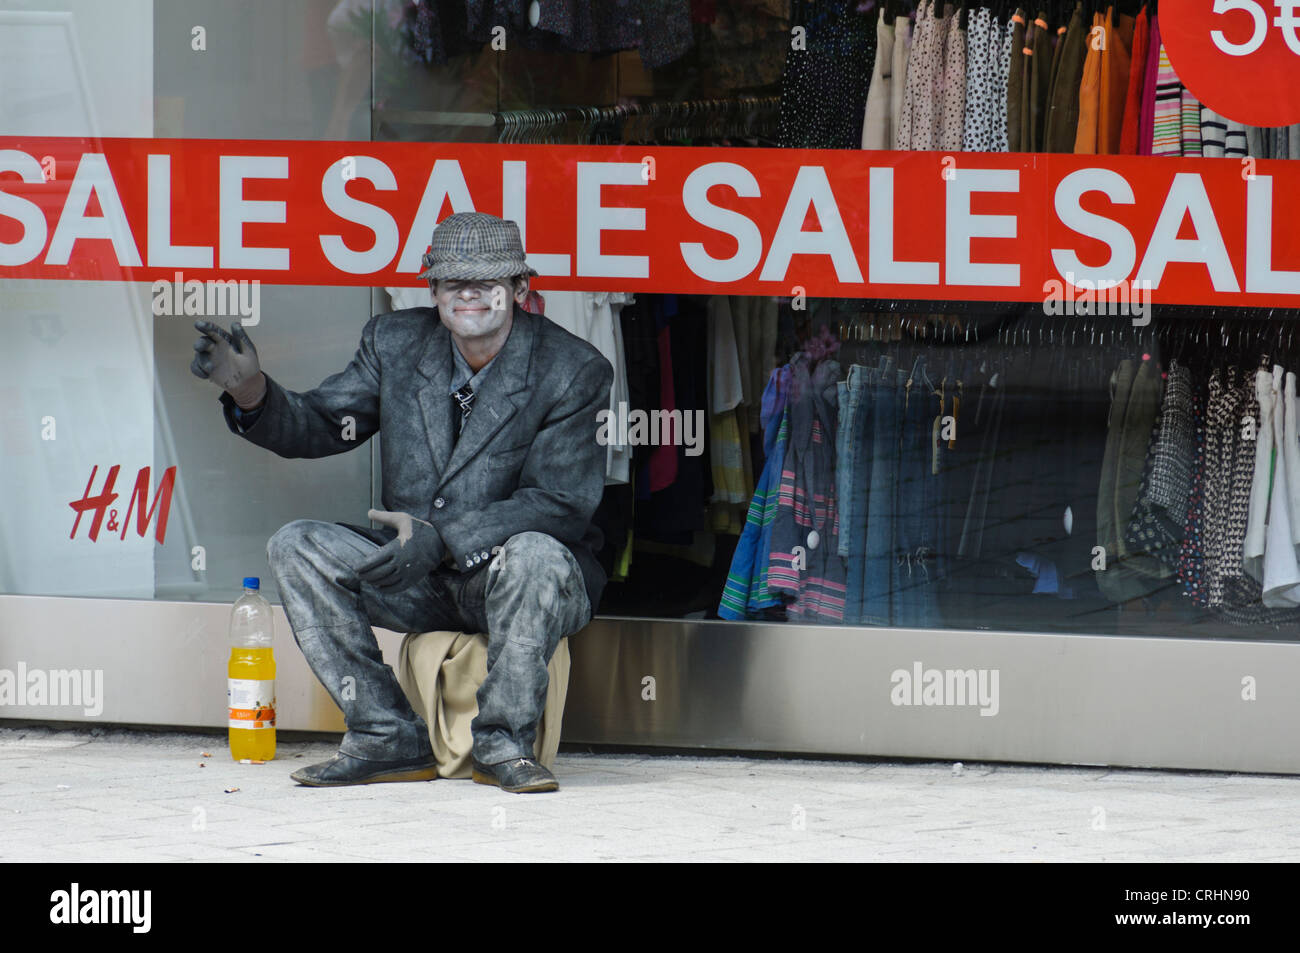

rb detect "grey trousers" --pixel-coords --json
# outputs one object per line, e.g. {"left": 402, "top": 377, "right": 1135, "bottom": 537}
{"left": 266, "top": 521, "right": 592, "bottom": 765}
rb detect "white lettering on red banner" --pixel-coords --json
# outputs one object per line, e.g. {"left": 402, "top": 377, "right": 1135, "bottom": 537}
{"left": 2, "top": 138, "right": 1299, "bottom": 307}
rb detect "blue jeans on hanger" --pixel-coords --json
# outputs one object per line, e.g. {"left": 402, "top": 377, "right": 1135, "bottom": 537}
{"left": 862, "top": 361, "right": 903, "bottom": 627}
{"left": 837, "top": 362, "right": 879, "bottom": 558}
{"left": 841, "top": 364, "right": 880, "bottom": 623}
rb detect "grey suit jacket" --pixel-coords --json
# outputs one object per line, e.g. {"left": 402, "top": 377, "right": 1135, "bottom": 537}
{"left": 218, "top": 304, "right": 615, "bottom": 612}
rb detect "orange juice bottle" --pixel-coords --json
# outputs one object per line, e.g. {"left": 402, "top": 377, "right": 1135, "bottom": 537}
{"left": 227, "top": 577, "right": 276, "bottom": 761}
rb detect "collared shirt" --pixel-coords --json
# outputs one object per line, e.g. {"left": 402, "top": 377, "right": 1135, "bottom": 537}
{"left": 449, "top": 339, "right": 497, "bottom": 398}
{"left": 449, "top": 340, "right": 498, "bottom": 436}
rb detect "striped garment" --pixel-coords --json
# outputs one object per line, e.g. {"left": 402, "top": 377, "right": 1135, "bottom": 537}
{"left": 763, "top": 353, "right": 846, "bottom": 623}
{"left": 718, "top": 368, "right": 792, "bottom": 620}
{"left": 1180, "top": 86, "right": 1202, "bottom": 156}
{"left": 1151, "top": 42, "right": 1182, "bottom": 156}
{"left": 1200, "top": 107, "right": 1249, "bottom": 157}
{"left": 767, "top": 413, "right": 848, "bottom": 621}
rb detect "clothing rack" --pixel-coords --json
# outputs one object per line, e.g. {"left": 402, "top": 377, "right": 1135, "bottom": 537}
{"left": 495, "top": 96, "right": 781, "bottom": 144}
{"left": 810, "top": 298, "right": 1300, "bottom": 321}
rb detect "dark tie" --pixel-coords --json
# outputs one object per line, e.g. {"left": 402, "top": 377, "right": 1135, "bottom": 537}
{"left": 452, "top": 383, "right": 475, "bottom": 433}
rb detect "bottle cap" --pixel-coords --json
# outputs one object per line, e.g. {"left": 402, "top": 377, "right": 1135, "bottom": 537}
{"left": 243, "top": 577, "right": 260, "bottom": 589}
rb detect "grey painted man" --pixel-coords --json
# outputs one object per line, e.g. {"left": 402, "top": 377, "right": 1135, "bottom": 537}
{"left": 191, "top": 212, "right": 613, "bottom": 793}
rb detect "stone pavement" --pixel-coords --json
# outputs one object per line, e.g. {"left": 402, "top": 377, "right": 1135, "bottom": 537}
{"left": 1, "top": 724, "right": 1297, "bottom": 862}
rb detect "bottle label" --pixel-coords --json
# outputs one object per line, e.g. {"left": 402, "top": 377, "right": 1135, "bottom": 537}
{"left": 228, "top": 678, "right": 276, "bottom": 730}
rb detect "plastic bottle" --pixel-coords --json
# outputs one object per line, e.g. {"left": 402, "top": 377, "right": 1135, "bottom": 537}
{"left": 227, "top": 577, "right": 276, "bottom": 761}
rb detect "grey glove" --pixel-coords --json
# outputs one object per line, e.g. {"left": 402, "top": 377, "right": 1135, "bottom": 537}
{"left": 191, "top": 320, "right": 266, "bottom": 409}
{"left": 355, "top": 508, "right": 447, "bottom": 593}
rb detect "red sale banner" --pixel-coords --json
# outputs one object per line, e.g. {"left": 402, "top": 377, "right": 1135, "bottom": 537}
{"left": 1162, "top": 0, "right": 1300, "bottom": 128}
{"left": 2, "top": 137, "right": 1300, "bottom": 307}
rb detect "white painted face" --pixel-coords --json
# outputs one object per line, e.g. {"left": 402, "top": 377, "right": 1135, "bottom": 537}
{"left": 431, "top": 277, "right": 528, "bottom": 342}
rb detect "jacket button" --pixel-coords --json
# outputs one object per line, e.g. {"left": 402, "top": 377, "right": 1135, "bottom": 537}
{"left": 434, "top": 497, "right": 446, "bottom": 509}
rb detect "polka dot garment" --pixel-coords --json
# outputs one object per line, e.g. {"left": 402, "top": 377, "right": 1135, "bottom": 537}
{"left": 989, "top": 11, "right": 1015, "bottom": 152}
{"left": 962, "top": 6, "right": 994, "bottom": 152}
{"left": 779, "top": 0, "right": 876, "bottom": 150}
{"left": 1177, "top": 388, "right": 1207, "bottom": 607}
{"left": 937, "top": 3, "right": 967, "bottom": 151}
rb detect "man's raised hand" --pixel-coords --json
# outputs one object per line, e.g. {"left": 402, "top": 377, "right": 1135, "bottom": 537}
{"left": 191, "top": 320, "right": 266, "bottom": 409}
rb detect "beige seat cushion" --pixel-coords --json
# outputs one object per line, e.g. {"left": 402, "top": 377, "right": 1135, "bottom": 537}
{"left": 396, "top": 631, "right": 570, "bottom": 779}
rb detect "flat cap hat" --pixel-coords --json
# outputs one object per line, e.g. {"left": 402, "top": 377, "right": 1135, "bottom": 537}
{"left": 417, "top": 212, "right": 539, "bottom": 281}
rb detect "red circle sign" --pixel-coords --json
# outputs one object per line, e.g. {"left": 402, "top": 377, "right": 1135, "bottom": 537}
{"left": 1161, "top": 0, "right": 1300, "bottom": 127}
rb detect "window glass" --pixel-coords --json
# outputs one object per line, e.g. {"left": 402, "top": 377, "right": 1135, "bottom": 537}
{"left": 5, "top": 0, "right": 1298, "bottom": 646}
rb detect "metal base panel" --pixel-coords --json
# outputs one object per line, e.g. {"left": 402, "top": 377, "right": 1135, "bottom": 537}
{"left": 1, "top": 595, "right": 1297, "bottom": 774}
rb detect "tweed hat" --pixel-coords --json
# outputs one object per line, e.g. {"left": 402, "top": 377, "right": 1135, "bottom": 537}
{"left": 417, "top": 212, "right": 539, "bottom": 281}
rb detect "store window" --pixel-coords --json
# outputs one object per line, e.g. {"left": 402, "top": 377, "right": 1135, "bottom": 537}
{"left": 2, "top": 1, "right": 375, "bottom": 601}
{"left": 4, "top": 0, "right": 1300, "bottom": 646}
